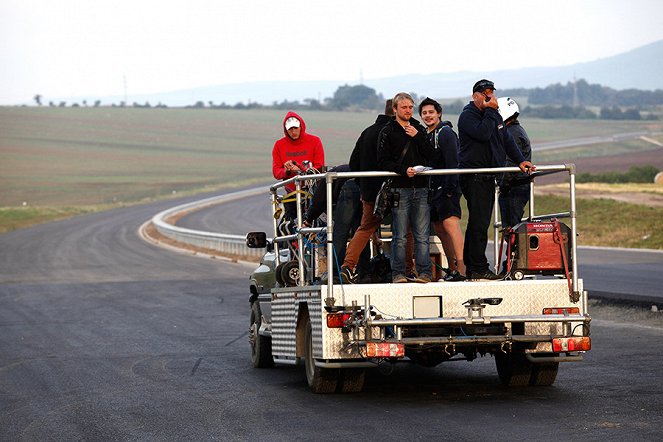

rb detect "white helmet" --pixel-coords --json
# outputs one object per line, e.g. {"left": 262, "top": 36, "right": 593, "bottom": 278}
{"left": 497, "top": 97, "right": 519, "bottom": 122}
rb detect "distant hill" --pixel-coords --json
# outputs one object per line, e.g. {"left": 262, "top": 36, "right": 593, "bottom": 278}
{"left": 80, "top": 40, "right": 663, "bottom": 107}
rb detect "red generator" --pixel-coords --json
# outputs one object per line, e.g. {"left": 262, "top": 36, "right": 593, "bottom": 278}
{"left": 504, "top": 219, "right": 572, "bottom": 280}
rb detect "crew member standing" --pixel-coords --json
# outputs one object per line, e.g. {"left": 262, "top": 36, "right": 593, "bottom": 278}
{"left": 338, "top": 100, "right": 393, "bottom": 284}
{"left": 271, "top": 111, "right": 325, "bottom": 220}
{"left": 458, "top": 80, "right": 535, "bottom": 281}
{"left": 418, "top": 97, "right": 466, "bottom": 281}
{"left": 377, "top": 93, "right": 436, "bottom": 284}
{"left": 497, "top": 97, "right": 533, "bottom": 274}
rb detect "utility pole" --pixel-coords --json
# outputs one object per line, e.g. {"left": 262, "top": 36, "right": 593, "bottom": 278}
{"left": 572, "top": 73, "right": 579, "bottom": 108}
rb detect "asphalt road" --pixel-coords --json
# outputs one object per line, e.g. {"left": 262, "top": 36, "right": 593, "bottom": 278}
{"left": 179, "top": 191, "right": 663, "bottom": 305}
{"left": 1, "top": 188, "right": 662, "bottom": 440}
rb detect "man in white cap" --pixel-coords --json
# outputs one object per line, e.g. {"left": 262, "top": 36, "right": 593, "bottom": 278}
{"left": 272, "top": 111, "right": 325, "bottom": 219}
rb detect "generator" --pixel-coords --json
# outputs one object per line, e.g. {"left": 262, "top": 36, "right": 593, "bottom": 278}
{"left": 504, "top": 219, "right": 572, "bottom": 280}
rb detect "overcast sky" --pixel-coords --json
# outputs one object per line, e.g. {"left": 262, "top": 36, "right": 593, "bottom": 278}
{"left": 1, "top": 0, "right": 662, "bottom": 104}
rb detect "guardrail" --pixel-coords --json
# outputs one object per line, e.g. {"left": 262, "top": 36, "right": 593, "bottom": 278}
{"left": 151, "top": 187, "right": 268, "bottom": 258}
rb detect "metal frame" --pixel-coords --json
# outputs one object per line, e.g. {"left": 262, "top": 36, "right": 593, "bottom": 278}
{"left": 267, "top": 164, "right": 581, "bottom": 305}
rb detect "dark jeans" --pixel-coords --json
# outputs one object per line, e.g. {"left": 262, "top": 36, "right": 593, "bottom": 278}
{"left": 460, "top": 174, "right": 496, "bottom": 275}
{"left": 390, "top": 187, "right": 432, "bottom": 279}
{"left": 499, "top": 184, "right": 530, "bottom": 230}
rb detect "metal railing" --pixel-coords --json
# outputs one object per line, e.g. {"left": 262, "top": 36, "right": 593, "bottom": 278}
{"left": 152, "top": 165, "right": 580, "bottom": 304}
{"left": 267, "top": 164, "right": 580, "bottom": 305}
{"left": 151, "top": 187, "right": 268, "bottom": 258}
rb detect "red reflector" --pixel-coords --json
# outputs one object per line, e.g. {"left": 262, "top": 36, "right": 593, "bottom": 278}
{"left": 326, "top": 313, "right": 352, "bottom": 328}
{"left": 543, "top": 307, "right": 580, "bottom": 315}
{"left": 365, "top": 342, "right": 405, "bottom": 358}
{"left": 552, "top": 337, "right": 591, "bottom": 352}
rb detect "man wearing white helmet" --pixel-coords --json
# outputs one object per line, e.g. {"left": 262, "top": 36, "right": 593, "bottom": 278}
{"left": 497, "top": 97, "right": 533, "bottom": 273}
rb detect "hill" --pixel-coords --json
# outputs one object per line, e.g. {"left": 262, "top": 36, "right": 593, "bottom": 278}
{"left": 77, "top": 40, "right": 663, "bottom": 107}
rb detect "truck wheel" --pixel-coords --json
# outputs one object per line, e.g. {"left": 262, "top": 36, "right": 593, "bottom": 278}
{"left": 530, "top": 362, "right": 559, "bottom": 386}
{"left": 495, "top": 350, "right": 532, "bottom": 387}
{"left": 338, "top": 369, "right": 365, "bottom": 393}
{"left": 249, "top": 302, "right": 273, "bottom": 368}
{"left": 304, "top": 320, "right": 339, "bottom": 393}
{"left": 281, "top": 260, "right": 300, "bottom": 287}
{"left": 274, "top": 263, "right": 285, "bottom": 287}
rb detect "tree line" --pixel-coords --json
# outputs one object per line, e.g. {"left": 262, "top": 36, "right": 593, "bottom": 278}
{"left": 31, "top": 78, "right": 662, "bottom": 120}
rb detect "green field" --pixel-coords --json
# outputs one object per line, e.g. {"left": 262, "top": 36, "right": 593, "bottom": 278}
{"left": 1, "top": 106, "right": 662, "bottom": 248}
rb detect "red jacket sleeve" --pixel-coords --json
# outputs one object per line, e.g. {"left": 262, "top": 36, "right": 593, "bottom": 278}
{"left": 272, "top": 141, "right": 290, "bottom": 180}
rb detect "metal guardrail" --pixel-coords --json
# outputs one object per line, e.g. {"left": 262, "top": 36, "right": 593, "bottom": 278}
{"left": 151, "top": 187, "right": 269, "bottom": 258}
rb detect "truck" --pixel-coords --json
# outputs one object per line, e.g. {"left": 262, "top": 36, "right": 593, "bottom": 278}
{"left": 246, "top": 165, "right": 591, "bottom": 393}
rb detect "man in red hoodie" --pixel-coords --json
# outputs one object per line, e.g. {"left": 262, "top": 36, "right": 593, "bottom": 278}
{"left": 272, "top": 111, "right": 325, "bottom": 219}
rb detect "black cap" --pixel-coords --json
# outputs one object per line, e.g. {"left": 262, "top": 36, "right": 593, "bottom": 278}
{"left": 473, "top": 79, "right": 495, "bottom": 93}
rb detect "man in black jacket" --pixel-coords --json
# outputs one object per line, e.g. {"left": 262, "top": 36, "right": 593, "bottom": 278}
{"left": 338, "top": 100, "right": 393, "bottom": 284}
{"left": 377, "top": 93, "right": 436, "bottom": 283}
{"left": 458, "top": 80, "right": 535, "bottom": 281}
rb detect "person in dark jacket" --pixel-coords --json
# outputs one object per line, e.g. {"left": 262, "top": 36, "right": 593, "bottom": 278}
{"left": 377, "top": 93, "right": 436, "bottom": 283}
{"left": 458, "top": 79, "right": 535, "bottom": 281}
{"left": 419, "top": 97, "right": 466, "bottom": 281}
{"left": 497, "top": 97, "right": 532, "bottom": 230}
{"left": 338, "top": 100, "right": 394, "bottom": 284}
{"left": 496, "top": 97, "right": 533, "bottom": 273}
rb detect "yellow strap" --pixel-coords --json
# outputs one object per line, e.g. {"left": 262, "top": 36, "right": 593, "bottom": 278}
{"left": 281, "top": 189, "right": 312, "bottom": 203}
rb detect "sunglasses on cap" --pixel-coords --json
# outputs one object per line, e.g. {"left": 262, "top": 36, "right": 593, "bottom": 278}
{"left": 473, "top": 80, "right": 495, "bottom": 93}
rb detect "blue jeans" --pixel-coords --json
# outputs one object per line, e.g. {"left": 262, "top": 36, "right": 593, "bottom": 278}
{"left": 390, "top": 187, "right": 431, "bottom": 278}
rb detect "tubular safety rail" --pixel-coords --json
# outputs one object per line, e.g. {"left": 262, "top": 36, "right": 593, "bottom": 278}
{"left": 267, "top": 164, "right": 580, "bottom": 305}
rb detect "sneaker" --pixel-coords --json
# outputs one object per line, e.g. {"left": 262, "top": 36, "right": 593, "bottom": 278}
{"left": 444, "top": 271, "right": 467, "bottom": 282}
{"left": 392, "top": 275, "right": 408, "bottom": 283}
{"left": 412, "top": 274, "right": 432, "bottom": 283}
{"left": 339, "top": 267, "right": 357, "bottom": 284}
{"left": 406, "top": 273, "right": 419, "bottom": 282}
{"left": 469, "top": 270, "right": 502, "bottom": 281}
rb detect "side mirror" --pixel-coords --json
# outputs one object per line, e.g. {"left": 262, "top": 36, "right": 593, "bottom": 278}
{"left": 246, "top": 232, "right": 267, "bottom": 249}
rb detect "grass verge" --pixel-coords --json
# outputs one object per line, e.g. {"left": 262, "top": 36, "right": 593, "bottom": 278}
{"left": 0, "top": 206, "right": 100, "bottom": 233}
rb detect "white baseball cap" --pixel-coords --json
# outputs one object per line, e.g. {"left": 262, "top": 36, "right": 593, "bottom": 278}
{"left": 285, "top": 117, "right": 301, "bottom": 130}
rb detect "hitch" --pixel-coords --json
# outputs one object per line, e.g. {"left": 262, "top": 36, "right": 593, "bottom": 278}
{"left": 463, "top": 297, "right": 502, "bottom": 323}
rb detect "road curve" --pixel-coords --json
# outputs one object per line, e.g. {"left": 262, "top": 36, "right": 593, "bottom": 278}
{"left": 1, "top": 186, "right": 662, "bottom": 440}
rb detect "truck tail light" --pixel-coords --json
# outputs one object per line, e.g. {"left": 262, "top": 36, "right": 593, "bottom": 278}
{"left": 552, "top": 337, "right": 591, "bottom": 352}
{"left": 326, "top": 312, "right": 352, "bottom": 328}
{"left": 543, "top": 307, "right": 580, "bottom": 315}
{"left": 365, "top": 342, "right": 405, "bottom": 358}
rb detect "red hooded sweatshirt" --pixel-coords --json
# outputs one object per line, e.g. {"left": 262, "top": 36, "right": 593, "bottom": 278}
{"left": 271, "top": 111, "right": 325, "bottom": 192}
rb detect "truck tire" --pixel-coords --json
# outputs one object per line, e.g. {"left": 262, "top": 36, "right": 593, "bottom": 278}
{"left": 281, "top": 260, "right": 300, "bottom": 287}
{"left": 338, "top": 369, "right": 365, "bottom": 393}
{"left": 304, "top": 320, "right": 339, "bottom": 393}
{"left": 249, "top": 302, "right": 274, "bottom": 368}
{"left": 274, "top": 263, "right": 285, "bottom": 287}
{"left": 495, "top": 350, "right": 532, "bottom": 387}
{"left": 530, "top": 362, "right": 559, "bottom": 386}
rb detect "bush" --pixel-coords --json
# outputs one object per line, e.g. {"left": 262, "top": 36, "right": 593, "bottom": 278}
{"left": 576, "top": 165, "right": 660, "bottom": 183}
